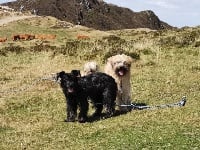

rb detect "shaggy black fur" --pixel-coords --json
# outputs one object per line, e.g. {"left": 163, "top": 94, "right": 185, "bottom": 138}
{"left": 57, "top": 71, "right": 117, "bottom": 123}
{"left": 70, "top": 70, "right": 81, "bottom": 77}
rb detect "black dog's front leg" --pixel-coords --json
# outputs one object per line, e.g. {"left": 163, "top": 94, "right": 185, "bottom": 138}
{"left": 105, "top": 104, "right": 115, "bottom": 118}
{"left": 78, "top": 97, "right": 89, "bottom": 123}
{"left": 65, "top": 99, "right": 77, "bottom": 122}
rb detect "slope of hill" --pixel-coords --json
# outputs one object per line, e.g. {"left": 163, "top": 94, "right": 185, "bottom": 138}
{"left": 3, "top": 0, "right": 172, "bottom": 30}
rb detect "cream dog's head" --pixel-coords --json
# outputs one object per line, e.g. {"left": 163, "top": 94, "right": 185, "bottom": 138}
{"left": 106, "top": 54, "right": 132, "bottom": 77}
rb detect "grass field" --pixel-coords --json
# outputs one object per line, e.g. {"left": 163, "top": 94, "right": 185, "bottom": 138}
{"left": 0, "top": 16, "right": 200, "bottom": 149}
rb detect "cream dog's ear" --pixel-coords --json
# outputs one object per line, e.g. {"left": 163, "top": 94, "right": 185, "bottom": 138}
{"left": 107, "top": 56, "right": 115, "bottom": 68}
{"left": 127, "top": 56, "right": 133, "bottom": 64}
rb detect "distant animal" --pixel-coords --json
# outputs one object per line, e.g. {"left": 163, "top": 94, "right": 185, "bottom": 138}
{"left": 35, "top": 34, "right": 56, "bottom": 40}
{"left": 12, "top": 35, "right": 20, "bottom": 41}
{"left": 35, "top": 34, "right": 44, "bottom": 40}
{"left": 0, "top": 37, "right": 7, "bottom": 42}
{"left": 46, "top": 34, "right": 56, "bottom": 40}
{"left": 77, "top": 35, "right": 90, "bottom": 40}
{"left": 27, "top": 34, "right": 35, "bottom": 40}
{"left": 57, "top": 71, "right": 117, "bottom": 123}
{"left": 82, "top": 61, "right": 99, "bottom": 76}
{"left": 12, "top": 34, "right": 35, "bottom": 41}
{"left": 104, "top": 54, "right": 133, "bottom": 112}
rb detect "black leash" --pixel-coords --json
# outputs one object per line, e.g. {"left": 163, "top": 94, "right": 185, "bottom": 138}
{"left": 93, "top": 96, "right": 186, "bottom": 111}
{"left": 118, "top": 96, "right": 187, "bottom": 110}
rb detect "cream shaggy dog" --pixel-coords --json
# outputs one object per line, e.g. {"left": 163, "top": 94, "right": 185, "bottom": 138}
{"left": 104, "top": 54, "right": 133, "bottom": 112}
{"left": 82, "top": 61, "right": 99, "bottom": 76}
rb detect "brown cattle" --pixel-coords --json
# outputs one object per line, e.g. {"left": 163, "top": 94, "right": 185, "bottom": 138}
{"left": 35, "top": 34, "right": 56, "bottom": 40}
{"left": 12, "top": 35, "right": 20, "bottom": 41}
{"left": 35, "top": 34, "right": 45, "bottom": 40}
{"left": 12, "top": 34, "right": 35, "bottom": 41}
{"left": 46, "top": 34, "right": 56, "bottom": 40}
{"left": 27, "top": 34, "right": 35, "bottom": 40}
{"left": 77, "top": 35, "right": 90, "bottom": 40}
{"left": 0, "top": 37, "right": 7, "bottom": 42}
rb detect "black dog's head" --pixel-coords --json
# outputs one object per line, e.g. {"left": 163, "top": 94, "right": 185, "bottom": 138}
{"left": 57, "top": 71, "right": 79, "bottom": 94}
{"left": 71, "top": 70, "right": 81, "bottom": 77}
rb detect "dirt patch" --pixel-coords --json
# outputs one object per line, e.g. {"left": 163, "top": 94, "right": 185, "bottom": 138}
{"left": 0, "top": 15, "right": 35, "bottom": 26}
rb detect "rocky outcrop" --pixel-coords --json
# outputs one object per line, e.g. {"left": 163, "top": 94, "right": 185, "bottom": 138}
{"left": 3, "top": 0, "right": 173, "bottom": 30}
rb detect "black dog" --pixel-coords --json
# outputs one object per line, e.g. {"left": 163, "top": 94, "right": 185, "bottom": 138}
{"left": 57, "top": 71, "right": 117, "bottom": 123}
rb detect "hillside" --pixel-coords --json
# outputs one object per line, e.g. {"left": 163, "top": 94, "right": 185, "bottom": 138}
{"left": 3, "top": 0, "right": 172, "bottom": 30}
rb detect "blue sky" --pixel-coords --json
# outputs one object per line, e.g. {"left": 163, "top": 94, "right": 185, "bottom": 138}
{"left": 104, "top": 0, "right": 200, "bottom": 27}
{"left": 0, "top": 0, "right": 13, "bottom": 4}
{"left": 1, "top": 0, "right": 200, "bottom": 27}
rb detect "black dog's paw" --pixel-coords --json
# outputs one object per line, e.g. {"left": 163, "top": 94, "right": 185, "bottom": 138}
{"left": 64, "top": 118, "right": 76, "bottom": 122}
{"left": 105, "top": 107, "right": 115, "bottom": 118}
{"left": 78, "top": 117, "right": 87, "bottom": 123}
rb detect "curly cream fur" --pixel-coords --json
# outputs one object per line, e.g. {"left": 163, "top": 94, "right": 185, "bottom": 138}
{"left": 83, "top": 61, "right": 99, "bottom": 76}
{"left": 104, "top": 54, "right": 133, "bottom": 111}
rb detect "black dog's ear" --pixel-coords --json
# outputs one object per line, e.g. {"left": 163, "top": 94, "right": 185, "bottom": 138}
{"left": 57, "top": 71, "right": 66, "bottom": 80}
{"left": 71, "top": 70, "right": 81, "bottom": 77}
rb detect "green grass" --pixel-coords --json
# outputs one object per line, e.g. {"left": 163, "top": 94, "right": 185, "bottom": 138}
{"left": 0, "top": 16, "right": 200, "bottom": 149}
